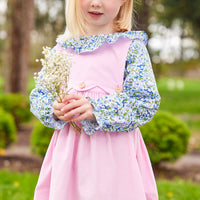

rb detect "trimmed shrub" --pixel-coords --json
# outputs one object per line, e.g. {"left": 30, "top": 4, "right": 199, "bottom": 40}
{"left": 0, "top": 93, "right": 32, "bottom": 127}
{"left": 140, "top": 111, "right": 190, "bottom": 165}
{"left": 31, "top": 121, "right": 54, "bottom": 157}
{"left": 0, "top": 108, "right": 17, "bottom": 148}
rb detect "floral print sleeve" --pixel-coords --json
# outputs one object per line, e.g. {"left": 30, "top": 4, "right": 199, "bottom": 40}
{"left": 81, "top": 39, "right": 160, "bottom": 135}
{"left": 29, "top": 46, "right": 66, "bottom": 130}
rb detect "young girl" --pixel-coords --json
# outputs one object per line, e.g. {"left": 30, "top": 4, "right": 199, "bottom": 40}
{"left": 30, "top": 0, "right": 160, "bottom": 199}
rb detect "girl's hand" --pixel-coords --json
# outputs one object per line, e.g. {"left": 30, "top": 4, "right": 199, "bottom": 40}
{"left": 52, "top": 100, "right": 66, "bottom": 121}
{"left": 62, "top": 94, "right": 96, "bottom": 122}
{"left": 54, "top": 94, "right": 96, "bottom": 122}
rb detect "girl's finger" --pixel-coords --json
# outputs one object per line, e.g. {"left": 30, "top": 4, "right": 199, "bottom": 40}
{"left": 54, "top": 110, "right": 64, "bottom": 117}
{"left": 72, "top": 112, "right": 92, "bottom": 122}
{"left": 59, "top": 115, "right": 68, "bottom": 121}
{"left": 63, "top": 93, "right": 83, "bottom": 102}
{"left": 61, "top": 98, "right": 86, "bottom": 113}
{"left": 53, "top": 101, "right": 65, "bottom": 110}
{"left": 63, "top": 106, "right": 86, "bottom": 121}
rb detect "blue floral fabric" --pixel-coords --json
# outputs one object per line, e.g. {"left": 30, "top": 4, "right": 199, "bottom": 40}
{"left": 56, "top": 31, "right": 148, "bottom": 54}
{"left": 30, "top": 31, "right": 160, "bottom": 135}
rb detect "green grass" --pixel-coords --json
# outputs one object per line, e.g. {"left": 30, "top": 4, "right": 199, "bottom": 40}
{"left": 0, "top": 170, "right": 200, "bottom": 200}
{"left": 176, "top": 114, "right": 200, "bottom": 132}
{"left": 157, "top": 78, "right": 200, "bottom": 114}
{"left": 157, "top": 179, "right": 200, "bottom": 200}
{"left": 186, "top": 118, "right": 200, "bottom": 131}
{"left": 0, "top": 170, "right": 38, "bottom": 200}
{"left": 157, "top": 78, "right": 200, "bottom": 133}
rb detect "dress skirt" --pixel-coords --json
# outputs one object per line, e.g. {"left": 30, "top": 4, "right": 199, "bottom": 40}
{"left": 34, "top": 90, "right": 158, "bottom": 200}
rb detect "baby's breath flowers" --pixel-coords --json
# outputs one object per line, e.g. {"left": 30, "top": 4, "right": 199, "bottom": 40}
{"left": 34, "top": 46, "right": 72, "bottom": 102}
{"left": 34, "top": 46, "right": 81, "bottom": 133}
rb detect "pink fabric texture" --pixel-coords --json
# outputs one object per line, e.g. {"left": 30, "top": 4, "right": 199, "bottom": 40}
{"left": 34, "top": 39, "right": 158, "bottom": 200}
{"left": 67, "top": 37, "right": 132, "bottom": 94}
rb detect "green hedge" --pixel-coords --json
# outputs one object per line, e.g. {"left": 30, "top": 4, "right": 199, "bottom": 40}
{"left": 0, "top": 93, "right": 32, "bottom": 127}
{"left": 31, "top": 121, "right": 54, "bottom": 157}
{"left": 0, "top": 108, "right": 17, "bottom": 148}
{"left": 140, "top": 111, "right": 191, "bottom": 164}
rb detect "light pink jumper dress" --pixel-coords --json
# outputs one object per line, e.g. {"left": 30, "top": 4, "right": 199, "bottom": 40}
{"left": 34, "top": 37, "right": 158, "bottom": 200}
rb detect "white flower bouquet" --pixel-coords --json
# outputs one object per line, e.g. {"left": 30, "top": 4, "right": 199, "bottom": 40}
{"left": 34, "top": 46, "right": 81, "bottom": 133}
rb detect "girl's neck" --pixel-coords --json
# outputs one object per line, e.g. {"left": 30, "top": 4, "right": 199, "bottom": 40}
{"left": 85, "top": 23, "right": 115, "bottom": 36}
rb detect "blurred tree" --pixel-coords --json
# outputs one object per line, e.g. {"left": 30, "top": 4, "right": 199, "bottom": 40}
{"left": 34, "top": 0, "right": 65, "bottom": 46}
{"left": 154, "top": 0, "right": 200, "bottom": 57}
{"left": 7, "top": 0, "right": 34, "bottom": 94}
{"left": 134, "top": 0, "right": 153, "bottom": 33}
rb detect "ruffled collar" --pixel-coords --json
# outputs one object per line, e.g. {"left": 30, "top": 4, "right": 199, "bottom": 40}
{"left": 56, "top": 31, "right": 148, "bottom": 54}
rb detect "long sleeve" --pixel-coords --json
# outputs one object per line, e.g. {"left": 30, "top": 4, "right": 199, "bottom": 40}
{"left": 29, "top": 47, "right": 66, "bottom": 130}
{"left": 81, "top": 39, "right": 160, "bottom": 135}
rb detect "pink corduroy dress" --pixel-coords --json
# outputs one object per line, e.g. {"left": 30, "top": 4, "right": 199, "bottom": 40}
{"left": 34, "top": 37, "right": 158, "bottom": 200}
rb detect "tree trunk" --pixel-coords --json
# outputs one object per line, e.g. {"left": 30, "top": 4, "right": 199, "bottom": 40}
{"left": 9, "top": 0, "right": 34, "bottom": 94}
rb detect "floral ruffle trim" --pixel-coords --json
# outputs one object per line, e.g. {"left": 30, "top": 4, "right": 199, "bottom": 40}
{"left": 56, "top": 31, "right": 148, "bottom": 54}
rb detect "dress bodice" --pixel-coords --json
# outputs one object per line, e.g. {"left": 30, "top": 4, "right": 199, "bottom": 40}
{"left": 30, "top": 31, "right": 160, "bottom": 135}
{"left": 56, "top": 37, "right": 132, "bottom": 95}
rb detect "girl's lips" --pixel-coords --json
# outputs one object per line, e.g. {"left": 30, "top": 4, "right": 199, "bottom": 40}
{"left": 88, "top": 11, "right": 103, "bottom": 18}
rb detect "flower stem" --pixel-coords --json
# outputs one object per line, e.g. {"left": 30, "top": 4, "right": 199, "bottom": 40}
{"left": 70, "top": 121, "right": 82, "bottom": 134}
{"left": 59, "top": 88, "right": 82, "bottom": 134}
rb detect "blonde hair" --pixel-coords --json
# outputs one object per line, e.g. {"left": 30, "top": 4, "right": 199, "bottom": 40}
{"left": 115, "top": 0, "right": 133, "bottom": 32}
{"left": 59, "top": 0, "right": 133, "bottom": 40}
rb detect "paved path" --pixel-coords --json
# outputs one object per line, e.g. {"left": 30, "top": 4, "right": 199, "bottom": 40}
{"left": 4, "top": 125, "right": 36, "bottom": 157}
{"left": 6, "top": 145, "right": 30, "bottom": 157}
{"left": 161, "top": 153, "right": 200, "bottom": 170}
{"left": 0, "top": 126, "right": 42, "bottom": 172}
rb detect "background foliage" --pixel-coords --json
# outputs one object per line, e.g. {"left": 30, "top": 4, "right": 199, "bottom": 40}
{"left": 31, "top": 121, "right": 54, "bottom": 157}
{"left": 0, "top": 107, "right": 16, "bottom": 148}
{"left": 140, "top": 111, "right": 190, "bottom": 164}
